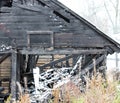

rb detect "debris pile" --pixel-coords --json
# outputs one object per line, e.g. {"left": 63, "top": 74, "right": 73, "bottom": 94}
{"left": 23, "top": 57, "right": 82, "bottom": 102}
{"left": 29, "top": 67, "right": 76, "bottom": 102}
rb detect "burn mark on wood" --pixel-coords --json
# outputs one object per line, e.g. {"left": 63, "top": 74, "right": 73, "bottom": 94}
{"left": 0, "top": 0, "right": 120, "bottom": 101}
{"left": 53, "top": 10, "right": 70, "bottom": 23}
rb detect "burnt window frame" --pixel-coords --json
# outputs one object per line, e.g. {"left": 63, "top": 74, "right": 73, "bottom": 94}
{"left": 27, "top": 31, "right": 54, "bottom": 49}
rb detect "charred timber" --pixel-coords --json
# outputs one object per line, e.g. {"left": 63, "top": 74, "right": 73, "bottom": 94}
{"left": 20, "top": 49, "right": 106, "bottom": 55}
{"left": 39, "top": 55, "right": 73, "bottom": 69}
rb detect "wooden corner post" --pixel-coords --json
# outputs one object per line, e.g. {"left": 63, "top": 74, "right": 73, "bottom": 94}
{"left": 11, "top": 50, "right": 17, "bottom": 102}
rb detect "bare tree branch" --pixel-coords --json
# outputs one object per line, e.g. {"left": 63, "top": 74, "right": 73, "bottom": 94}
{"left": 115, "top": 0, "right": 119, "bottom": 26}
{"left": 104, "top": 1, "right": 114, "bottom": 28}
{"left": 109, "top": 0, "right": 116, "bottom": 9}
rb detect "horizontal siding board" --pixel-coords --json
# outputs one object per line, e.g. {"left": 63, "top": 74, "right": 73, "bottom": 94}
{"left": 0, "top": 16, "right": 50, "bottom": 22}
{"left": 54, "top": 33, "right": 106, "bottom": 48}
{"left": 0, "top": 3, "right": 114, "bottom": 50}
{"left": 11, "top": 5, "right": 52, "bottom": 15}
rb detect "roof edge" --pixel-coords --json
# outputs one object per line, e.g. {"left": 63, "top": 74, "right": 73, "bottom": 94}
{"left": 52, "top": 0, "right": 120, "bottom": 52}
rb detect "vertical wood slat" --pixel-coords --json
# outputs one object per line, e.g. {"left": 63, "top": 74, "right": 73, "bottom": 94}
{"left": 51, "top": 33, "right": 54, "bottom": 50}
{"left": 11, "top": 50, "right": 17, "bottom": 102}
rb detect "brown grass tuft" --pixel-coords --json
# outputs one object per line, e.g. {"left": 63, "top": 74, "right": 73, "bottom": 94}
{"left": 18, "top": 94, "right": 30, "bottom": 103}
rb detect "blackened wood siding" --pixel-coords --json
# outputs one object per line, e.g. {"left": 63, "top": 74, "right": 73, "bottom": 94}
{"left": 0, "top": 2, "right": 116, "bottom": 50}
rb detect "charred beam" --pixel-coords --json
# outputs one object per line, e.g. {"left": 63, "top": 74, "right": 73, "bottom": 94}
{"left": 81, "top": 55, "right": 105, "bottom": 75}
{"left": 35, "top": 55, "right": 39, "bottom": 64}
{"left": 39, "top": 55, "right": 73, "bottom": 69}
{"left": 0, "top": 53, "right": 10, "bottom": 63}
{"left": 81, "top": 54, "right": 97, "bottom": 69}
{"left": 20, "top": 49, "right": 106, "bottom": 55}
{"left": 11, "top": 50, "right": 17, "bottom": 102}
{"left": 66, "top": 54, "right": 70, "bottom": 67}
{"left": 72, "top": 54, "right": 79, "bottom": 66}
{"left": 0, "top": 50, "right": 12, "bottom": 54}
{"left": 26, "top": 55, "right": 36, "bottom": 72}
{"left": 17, "top": 53, "right": 21, "bottom": 82}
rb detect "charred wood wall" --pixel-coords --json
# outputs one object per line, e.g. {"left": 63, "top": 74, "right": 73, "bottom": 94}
{"left": 0, "top": 4, "right": 113, "bottom": 50}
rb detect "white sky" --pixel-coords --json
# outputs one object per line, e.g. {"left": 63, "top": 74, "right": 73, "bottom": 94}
{"left": 58, "top": 0, "right": 120, "bottom": 35}
{"left": 58, "top": 0, "right": 105, "bottom": 16}
{"left": 58, "top": 0, "right": 87, "bottom": 15}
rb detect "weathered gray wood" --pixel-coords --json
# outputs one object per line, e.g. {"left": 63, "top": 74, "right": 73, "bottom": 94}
{"left": 27, "top": 31, "right": 53, "bottom": 34}
{"left": 17, "top": 53, "right": 21, "bottom": 82}
{"left": 11, "top": 50, "right": 17, "bottom": 102}
{"left": 0, "top": 50, "right": 12, "bottom": 54}
{"left": 20, "top": 49, "right": 106, "bottom": 55}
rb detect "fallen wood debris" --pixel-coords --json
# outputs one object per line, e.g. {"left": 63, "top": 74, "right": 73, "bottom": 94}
{"left": 23, "top": 65, "right": 82, "bottom": 103}
{"left": 19, "top": 56, "right": 83, "bottom": 102}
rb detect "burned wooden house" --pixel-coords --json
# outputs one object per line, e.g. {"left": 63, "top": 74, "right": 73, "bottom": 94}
{"left": 0, "top": 0, "right": 120, "bottom": 101}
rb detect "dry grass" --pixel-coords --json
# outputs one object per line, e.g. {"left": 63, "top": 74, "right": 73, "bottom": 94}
{"left": 82, "top": 74, "right": 117, "bottom": 103}
{"left": 16, "top": 82, "right": 30, "bottom": 103}
{"left": 18, "top": 94, "right": 30, "bottom": 103}
{"left": 52, "top": 73, "right": 120, "bottom": 103}
{"left": 52, "top": 81, "right": 81, "bottom": 103}
{"left": 9, "top": 71, "right": 120, "bottom": 103}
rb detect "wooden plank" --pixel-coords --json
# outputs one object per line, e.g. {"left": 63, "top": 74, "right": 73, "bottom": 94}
{"left": 0, "top": 69, "right": 11, "bottom": 72}
{"left": 0, "top": 16, "right": 50, "bottom": 22}
{"left": 0, "top": 7, "right": 12, "bottom": 12}
{"left": 0, "top": 50, "right": 12, "bottom": 54}
{"left": 26, "top": 55, "right": 36, "bottom": 72}
{"left": 39, "top": 55, "right": 73, "bottom": 69}
{"left": 3, "top": 22, "right": 64, "bottom": 28}
{"left": 27, "top": 31, "right": 53, "bottom": 34}
{"left": 5, "top": 23, "right": 66, "bottom": 30}
{"left": 54, "top": 33, "right": 108, "bottom": 47}
{"left": 20, "top": 49, "right": 106, "bottom": 55}
{"left": 11, "top": 51, "right": 17, "bottom": 102}
{"left": 12, "top": 4, "right": 52, "bottom": 15}
{"left": 1, "top": 81, "right": 9, "bottom": 87}
{"left": 0, "top": 37, "right": 10, "bottom": 43}
{"left": 0, "top": 55, "right": 11, "bottom": 94}
{"left": 0, "top": 53, "right": 10, "bottom": 63}
{"left": 16, "top": 53, "right": 21, "bottom": 82}
{"left": 0, "top": 72, "right": 10, "bottom": 77}
{"left": 81, "top": 55, "right": 104, "bottom": 75}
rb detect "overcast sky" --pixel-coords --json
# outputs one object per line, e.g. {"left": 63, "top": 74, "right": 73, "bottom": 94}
{"left": 58, "top": 0, "right": 120, "bottom": 35}
{"left": 58, "top": 0, "right": 86, "bottom": 15}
